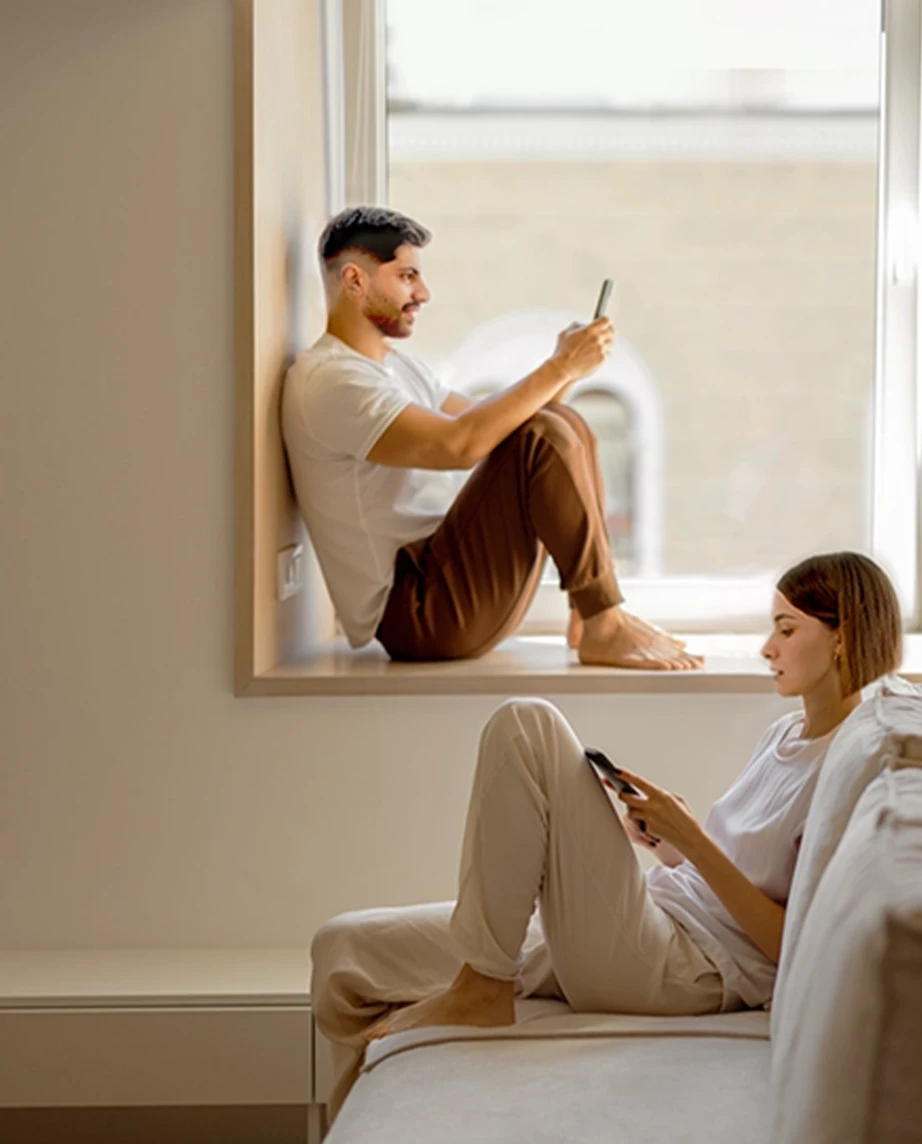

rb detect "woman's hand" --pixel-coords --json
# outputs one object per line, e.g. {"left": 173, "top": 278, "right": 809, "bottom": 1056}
{"left": 613, "top": 766, "right": 705, "bottom": 859}
{"left": 622, "top": 811, "right": 660, "bottom": 850}
{"left": 616, "top": 767, "right": 787, "bottom": 964}
{"left": 615, "top": 812, "right": 681, "bottom": 867}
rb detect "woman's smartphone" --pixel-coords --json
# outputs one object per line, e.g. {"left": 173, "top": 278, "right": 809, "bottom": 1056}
{"left": 593, "top": 278, "right": 615, "bottom": 320}
{"left": 584, "top": 747, "right": 640, "bottom": 795}
{"left": 585, "top": 748, "right": 659, "bottom": 842}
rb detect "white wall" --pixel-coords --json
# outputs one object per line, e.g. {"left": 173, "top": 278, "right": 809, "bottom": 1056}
{"left": 0, "top": 0, "right": 792, "bottom": 951}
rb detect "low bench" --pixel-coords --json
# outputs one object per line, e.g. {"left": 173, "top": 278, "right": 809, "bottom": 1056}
{"left": 0, "top": 949, "right": 326, "bottom": 1144}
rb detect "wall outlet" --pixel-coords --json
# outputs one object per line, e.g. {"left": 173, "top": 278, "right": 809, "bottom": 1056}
{"left": 277, "top": 543, "right": 305, "bottom": 601}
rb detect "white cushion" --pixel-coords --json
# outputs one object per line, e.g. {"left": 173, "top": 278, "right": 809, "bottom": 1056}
{"left": 332, "top": 1034, "right": 771, "bottom": 1144}
{"left": 772, "top": 687, "right": 922, "bottom": 1030}
{"left": 770, "top": 765, "right": 922, "bottom": 1144}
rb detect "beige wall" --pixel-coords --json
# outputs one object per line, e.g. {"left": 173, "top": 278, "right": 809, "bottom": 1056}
{"left": 240, "top": 0, "right": 332, "bottom": 681}
{"left": 0, "top": 0, "right": 792, "bottom": 951}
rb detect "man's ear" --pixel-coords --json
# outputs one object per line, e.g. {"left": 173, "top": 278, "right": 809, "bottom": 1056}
{"left": 340, "top": 260, "right": 366, "bottom": 300}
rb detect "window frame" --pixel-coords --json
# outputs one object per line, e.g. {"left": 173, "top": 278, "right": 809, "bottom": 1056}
{"left": 325, "top": 0, "right": 920, "bottom": 635}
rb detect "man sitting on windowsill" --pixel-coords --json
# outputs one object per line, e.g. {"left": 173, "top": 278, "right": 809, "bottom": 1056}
{"left": 281, "top": 206, "right": 701, "bottom": 670}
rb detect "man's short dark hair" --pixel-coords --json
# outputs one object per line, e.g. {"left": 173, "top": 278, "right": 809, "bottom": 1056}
{"left": 318, "top": 206, "right": 431, "bottom": 267}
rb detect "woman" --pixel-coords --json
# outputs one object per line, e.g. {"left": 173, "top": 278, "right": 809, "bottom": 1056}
{"left": 311, "top": 551, "right": 903, "bottom": 1118}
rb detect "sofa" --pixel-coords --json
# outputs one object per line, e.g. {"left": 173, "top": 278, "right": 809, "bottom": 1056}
{"left": 319, "top": 687, "right": 922, "bottom": 1144}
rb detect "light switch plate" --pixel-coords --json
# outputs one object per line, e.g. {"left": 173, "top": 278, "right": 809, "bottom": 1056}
{"left": 277, "top": 543, "right": 305, "bottom": 601}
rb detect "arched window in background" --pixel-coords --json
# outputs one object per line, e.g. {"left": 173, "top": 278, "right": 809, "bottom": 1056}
{"left": 568, "top": 387, "right": 636, "bottom": 573}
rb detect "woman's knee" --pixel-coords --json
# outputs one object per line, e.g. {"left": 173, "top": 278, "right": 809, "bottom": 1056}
{"left": 312, "top": 903, "right": 457, "bottom": 981}
{"left": 481, "top": 697, "right": 571, "bottom": 756}
{"left": 311, "top": 909, "right": 369, "bottom": 975}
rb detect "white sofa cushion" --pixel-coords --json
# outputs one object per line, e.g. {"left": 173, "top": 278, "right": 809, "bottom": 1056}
{"left": 772, "top": 687, "right": 922, "bottom": 1029}
{"left": 770, "top": 764, "right": 922, "bottom": 1144}
{"left": 332, "top": 1032, "right": 771, "bottom": 1144}
{"left": 324, "top": 1008, "right": 770, "bottom": 1143}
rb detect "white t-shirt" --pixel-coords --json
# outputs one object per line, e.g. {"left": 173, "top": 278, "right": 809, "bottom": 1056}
{"left": 281, "top": 333, "right": 458, "bottom": 647}
{"left": 647, "top": 712, "right": 836, "bottom": 1009}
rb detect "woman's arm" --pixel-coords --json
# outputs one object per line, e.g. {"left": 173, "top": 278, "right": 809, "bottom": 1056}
{"left": 651, "top": 840, "right": 685, "bottom": 869}
{"left": 614, "top": 768, "right": 786, "bottom": 965}
{"left": 680, "top": 829, "right": 785, "bottom": 964}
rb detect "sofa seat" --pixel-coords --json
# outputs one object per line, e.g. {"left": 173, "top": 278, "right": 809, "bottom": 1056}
{"left": 328, "top": 1004, "right": 771, "bottom": 1143}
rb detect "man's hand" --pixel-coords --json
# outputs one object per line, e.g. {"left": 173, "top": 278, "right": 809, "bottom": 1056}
{"left": 554, "top": 322, "right": 582, "bottom": 357}
{"left": 549, "top": 318, "right": 615, "bottom": 402}
{"left": 613, "top": 766, "right": 704, "bottom": 860}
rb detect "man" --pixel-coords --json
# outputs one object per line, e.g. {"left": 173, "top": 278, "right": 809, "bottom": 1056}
{"left": 282, "top": 206, "right": 701, "bottom": 669}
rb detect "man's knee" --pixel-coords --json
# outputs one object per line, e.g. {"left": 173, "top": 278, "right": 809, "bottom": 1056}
{"left": 546, "top": 402, "right": 593, "bottom": 444}
{"left": 514, "top": 409, "right": 584, "bottom": 456}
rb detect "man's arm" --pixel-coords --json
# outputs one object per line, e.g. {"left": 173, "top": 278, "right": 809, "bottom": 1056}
{"left": 440, "top": 391, "right": 474, "bottom": 417}
{"left": 367, "top": 319, "right": 612, "bottom": 471}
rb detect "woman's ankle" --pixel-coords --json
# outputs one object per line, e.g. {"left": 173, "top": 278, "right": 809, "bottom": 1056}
{"left": 452, "top": 963, "right": 515, "bottom": 1002}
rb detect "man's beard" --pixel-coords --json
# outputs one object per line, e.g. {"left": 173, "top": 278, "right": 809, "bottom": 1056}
{"left": 364, "top": 294, "right": 414, "bottom": 338}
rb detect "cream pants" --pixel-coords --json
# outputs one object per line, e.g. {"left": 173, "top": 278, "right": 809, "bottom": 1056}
{"left": 311, "top": 698, "right": 725, "bottom": 1117}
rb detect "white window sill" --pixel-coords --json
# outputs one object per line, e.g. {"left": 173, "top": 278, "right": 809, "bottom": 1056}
{"left": 242, "top": 634, "right": 922, "bottom": 697}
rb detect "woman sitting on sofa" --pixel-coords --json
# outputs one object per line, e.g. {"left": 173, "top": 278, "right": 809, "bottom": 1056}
{"left": 312, "top": 551, "right": 903, "bottom": 1118}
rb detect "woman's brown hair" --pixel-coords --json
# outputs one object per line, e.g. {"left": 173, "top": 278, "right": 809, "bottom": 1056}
{"left": 777, "top": 552, "right": 903, "bottom": 695}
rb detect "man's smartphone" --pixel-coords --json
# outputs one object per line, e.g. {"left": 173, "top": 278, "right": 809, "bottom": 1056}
{"left": 593, "top": 278, "right": 615, "bottom": 321}
{"left": 584, "top": 747, "right": 640, "bottom": 796}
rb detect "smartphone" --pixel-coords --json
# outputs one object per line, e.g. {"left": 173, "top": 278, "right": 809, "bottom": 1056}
{"left": 585, "top": 747, "right": 659, "bottom": 842}
{"left": 592, "top": 278, "right": 614, "bottom": 321}
{"left": 584, "top": 747, "right": 640, "bottom": 796}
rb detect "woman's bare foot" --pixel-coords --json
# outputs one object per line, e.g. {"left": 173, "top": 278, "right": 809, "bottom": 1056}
{"left": 578, "top": 607, "right": 703, "bottom": 670}
{"left": 364, "top": 965, "right": 515, "bottom": 1044}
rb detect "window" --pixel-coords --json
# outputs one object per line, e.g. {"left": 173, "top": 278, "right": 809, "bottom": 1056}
{"left": 444, "top": 311, "right": 664, "bottom": 576}
{"left": 327, "top": 0, "right": 920, "bottom": 635}
{"left": 570, "top": 387, "right": 637, "bottom": 572}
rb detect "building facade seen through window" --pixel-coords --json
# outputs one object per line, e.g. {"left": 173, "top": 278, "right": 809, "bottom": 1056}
{"left": 383, "top": 0, "right": 880, "bottom": 603}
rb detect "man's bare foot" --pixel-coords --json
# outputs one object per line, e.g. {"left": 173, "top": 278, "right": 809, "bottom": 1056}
{"left": 364, "top": 965, "right": 515, "bottom": 1044}
{"left": 578, "top": 608, "right": 703, "bottom": 670}
{"left": 622, "top": 610, "right": 688, "bottom": 651}
{"left": 567, "top": 608, "right": 583, "bottom": 649}
{"left": 569, "top": 608, "right": 685, "bottom": 652}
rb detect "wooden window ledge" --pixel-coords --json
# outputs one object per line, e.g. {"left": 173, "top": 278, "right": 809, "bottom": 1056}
{"left": 239, "top": 634, "right": 922, "bottom": 697}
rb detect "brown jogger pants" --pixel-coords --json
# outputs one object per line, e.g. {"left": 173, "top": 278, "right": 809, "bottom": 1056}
{"left": 375, "top": 403, "right": 624, "bottom": 661}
